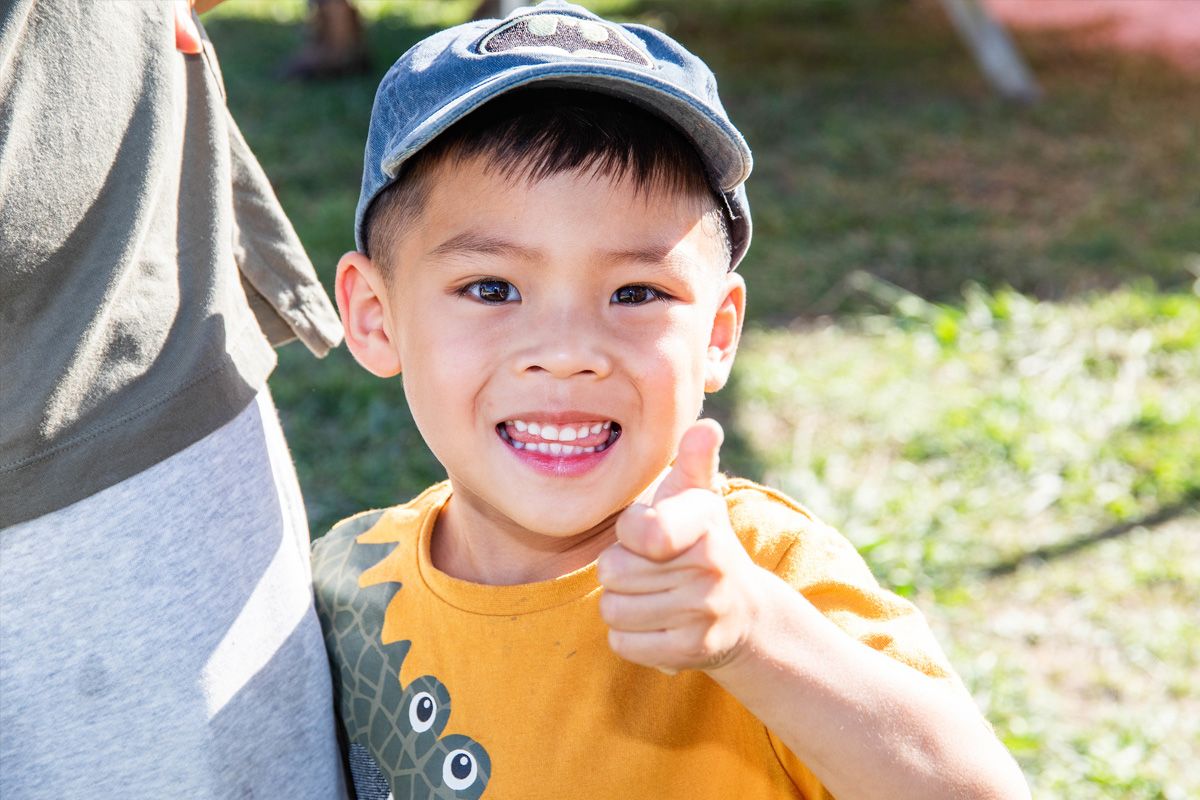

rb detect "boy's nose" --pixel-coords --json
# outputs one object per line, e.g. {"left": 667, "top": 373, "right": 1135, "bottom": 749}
{"left": 513, "top": 312, "right": 614, "bottom": 380}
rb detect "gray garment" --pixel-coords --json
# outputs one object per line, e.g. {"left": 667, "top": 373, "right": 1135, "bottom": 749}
{"left": 0, "top": 2, "right": 342, "bottom": 528}
{"left": 0, "top": 392, "right": 349, "bottom": 800}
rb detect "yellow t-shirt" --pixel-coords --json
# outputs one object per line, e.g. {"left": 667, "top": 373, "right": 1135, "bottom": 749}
{"left": 312, "top": 479, "right": 958, "bottom": 800}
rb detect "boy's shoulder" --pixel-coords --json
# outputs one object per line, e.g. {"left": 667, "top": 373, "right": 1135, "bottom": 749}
{"left": 314, "top": 482, "right": 450, "bottom": 556}
{"left": 315, "top": 507, "right": 390, "bottom": 554}
{"left": 720, "top": 476, "right": 819, "bottom": 524}
{"left": 311, "top": 482, "right": 451, "bottom": 602}
{"left": 720, "top": 476, "right": 874, "bottom": 587}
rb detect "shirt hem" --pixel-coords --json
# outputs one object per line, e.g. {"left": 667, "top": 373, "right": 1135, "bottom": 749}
{"left": 0, "top": 333, "right": 275, "bottom": 529}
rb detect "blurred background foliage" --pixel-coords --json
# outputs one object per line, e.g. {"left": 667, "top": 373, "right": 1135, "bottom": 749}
{"left": 205, "top": 0, "right": 1198, "bottom": 796}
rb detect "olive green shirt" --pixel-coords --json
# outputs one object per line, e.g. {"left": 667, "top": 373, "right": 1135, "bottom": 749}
{"left": 0, "top": 2, "right": 342, "bottom": 527}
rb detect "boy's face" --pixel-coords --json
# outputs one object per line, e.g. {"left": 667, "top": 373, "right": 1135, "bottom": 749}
{"left": 338, "top": 155, "right": 745, "bottom": 542}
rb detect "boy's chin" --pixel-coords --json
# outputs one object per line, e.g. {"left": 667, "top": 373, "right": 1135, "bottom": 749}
{"left": 501, "top": 502, "right": 622, "bottom": 541}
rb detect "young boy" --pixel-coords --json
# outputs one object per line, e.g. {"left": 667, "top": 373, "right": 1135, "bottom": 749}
{"left": 313, "top": 3, "right": 1029, "bottom": 798}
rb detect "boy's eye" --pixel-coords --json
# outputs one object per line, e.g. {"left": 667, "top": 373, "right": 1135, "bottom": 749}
{"left": 611, "top": 285, "right": 664, "bottom": 305}
{"left": 464, "top": 279, "right": 521, "bottom": 304}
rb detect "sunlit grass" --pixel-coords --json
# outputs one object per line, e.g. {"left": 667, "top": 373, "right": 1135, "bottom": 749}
{"left": 727, "top": 282, "right": 1200, "bottom": 590}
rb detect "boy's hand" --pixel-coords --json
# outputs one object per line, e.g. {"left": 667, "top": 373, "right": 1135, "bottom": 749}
{"left": 597, "top": 419, "right": 762, "bottom": 674}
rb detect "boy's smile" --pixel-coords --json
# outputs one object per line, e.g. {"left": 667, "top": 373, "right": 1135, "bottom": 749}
{"left": 337, "top": 155, "right": 744, "bottom": 584}
{"left": 496, "top": 416, "right": 618, "bottom": 472}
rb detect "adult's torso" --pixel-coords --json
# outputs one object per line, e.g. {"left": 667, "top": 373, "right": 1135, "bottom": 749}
{"left": 0, "top": 1, "right": 274, "bottom": 527}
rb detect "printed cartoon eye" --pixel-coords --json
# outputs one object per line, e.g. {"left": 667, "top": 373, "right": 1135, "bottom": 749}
{"left": 408, "top": 691, "right": 437, "bottom": 733}
{"left": 442, "top": 749, "right": 479, "bottom": 791}
{"left": 463, "top": 279, "right": 521, "bottom": 304}
{"left": 611, "top": 284, "right": 665, "bottom": 305}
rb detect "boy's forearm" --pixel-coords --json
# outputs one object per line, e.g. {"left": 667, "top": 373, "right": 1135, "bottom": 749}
{"left": 707, "top": 571, "right": 1030, "bottom": 800}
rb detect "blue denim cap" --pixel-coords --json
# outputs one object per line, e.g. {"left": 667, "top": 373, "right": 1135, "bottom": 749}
{"left": 355, "top": 0, "right": 754, "bottom": 267}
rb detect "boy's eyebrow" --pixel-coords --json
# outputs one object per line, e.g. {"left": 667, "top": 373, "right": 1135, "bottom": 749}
{"left": 603, "top": 243, "right": 706, "bottom": 275}
{"left": 427, "top": 233, "right": 704, "bottom": 273}
{"left": 427, "top": 231, "right": 538, "bottom": 260}
{"left": 603, "top": 244, "right": 677, "bottom": 266}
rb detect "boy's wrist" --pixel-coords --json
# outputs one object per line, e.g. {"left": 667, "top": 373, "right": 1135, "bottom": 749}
{"left": 702, "top": 567, "right": 808, "bottom": 685}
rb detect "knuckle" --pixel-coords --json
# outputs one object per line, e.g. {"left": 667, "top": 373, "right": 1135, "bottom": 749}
{"left": 672, "top": 633, "right": 705, "bottom": 662}
{"left": 614, "top": 509, "right": 645, "bottom": 547}
{"left": 642, "top": 520, "right": 673, "bottom": 561}
{"left": 682, "top": 635, "right": 710, "bottom": 664}
{"left": 696, "top": 590, "right": 724, "bottom": 623}
{"left": 682, "top": 574, "right": 722, "bottom": 618}
{"left": 595, "top": 549, "right": 617, "bottom": 585}
{"left": 699, "top": 524, "right": 728, "bottom": 559}
{"left": 598, "top": 591, "right": 621, "bottom": 625}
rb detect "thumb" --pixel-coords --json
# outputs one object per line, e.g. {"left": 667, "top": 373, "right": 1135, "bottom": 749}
{"left": 653, "top": 418, "right": 723, "bottom": 505}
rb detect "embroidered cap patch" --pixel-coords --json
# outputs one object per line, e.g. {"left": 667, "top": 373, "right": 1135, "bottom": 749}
{"left": 478, "top": 12, "right": 652, "bottom": 67}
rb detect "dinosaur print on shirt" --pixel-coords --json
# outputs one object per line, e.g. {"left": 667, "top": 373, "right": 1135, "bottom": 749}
{"left": 313, "top": 510, "right": 491, "bottom": 800}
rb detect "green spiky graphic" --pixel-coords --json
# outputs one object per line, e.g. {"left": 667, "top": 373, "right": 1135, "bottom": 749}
{"left": 313, "top": 512, "right": 491, "bottom": 799}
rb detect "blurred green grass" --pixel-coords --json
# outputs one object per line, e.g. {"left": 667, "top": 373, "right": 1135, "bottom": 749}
{"left": 205, "top": 1, "right": 1199, "bottom": 796}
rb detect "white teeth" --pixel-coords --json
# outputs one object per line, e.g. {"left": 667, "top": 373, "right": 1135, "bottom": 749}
{"left": 504, "top": 419, "right": 616, "bottom": 446}
{"left": 503, "top": 429, "right": 609, "bottom": 456}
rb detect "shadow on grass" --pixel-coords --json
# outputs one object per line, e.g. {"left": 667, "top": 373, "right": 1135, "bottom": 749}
{"left": 982, "top": 495, "right": 1200, "bottom": 579}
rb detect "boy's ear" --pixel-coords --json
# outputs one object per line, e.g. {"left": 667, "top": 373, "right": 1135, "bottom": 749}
{"left": 704, "top": 272, "right": 746, "bottom": 393}
{"left": 335, "top": 251, "right": 402, "bottom": 378}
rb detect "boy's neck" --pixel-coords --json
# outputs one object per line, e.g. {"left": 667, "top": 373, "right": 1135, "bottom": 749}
{"left": 430, "top": 482, "right": 625, "bottom": 585}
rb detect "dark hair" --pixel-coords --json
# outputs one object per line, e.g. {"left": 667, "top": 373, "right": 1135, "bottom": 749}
{"left": 362, "top": 87, "right": 732, "bottom": 271}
